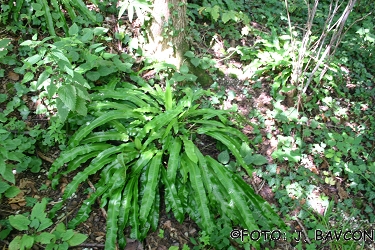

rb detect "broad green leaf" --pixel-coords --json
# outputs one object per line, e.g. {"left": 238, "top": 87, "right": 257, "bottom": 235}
{"left": 86, "top": 71, "right": 101, "bottom": 81}
{"left": 181, "top": 136, "right": 198, "bottom": 164}
{"left": 20, "top": 234, "right": 34, "bottom": 250}
{"left": 69, "top": 23, "right": 79, "bottom": 36}
{"left": 9, "top": 236, "right": 22, "bottom": 250}
{"left": 105, "top": 189, "right": 121, "bottom": 249}
{"left": 58, "top": 85, "right": 76, "bottom": 111}
{"left": 5, "top": 186, "right": 20, "bottom": 198}
{"left": 210, "top": 5, "right": 220, "bottom": 21}
{"left": 190, "top": 57, "right": 200, "bottom": 67}
{"left": 56, "top": 98, "right": 70, "bottom": 122}
{"left": 25, "top": 54, "right": 42, "bottom": 65}
{"left": 139, "top": 151, "right": 162, "bottom": 225}
{"left": 184, "top": 51, "right": 195, "bottom": 58}
{"left": 222, "top": 11, "right": 236, "bottom": 24}
{"left": 0, "top": 181, "right": 10, "bottom": 193}
{"left": 30, "top": 198, "right": 47, "bottom": 220}
{"left": 75, "top": 96, "right": 87, "bottom": 116}
{"left": 46, "top": 83, "right": 57, "bottom": 99}
{"left": 61, "top": 229, "right": 75, "bottom": 241}
{"left": 9, "top": 214, "right": 30, "bottom": 231}
{"left": 38, "top": 217, "right": 53, "bottom": 232}
{"left": 51, "top": 50, "right": 70, "bottom": 63}
{"left": 21, "top": 72, "right": 34, "bottom": 84}
{"left": 68, "top": 233, "right": 88, "bottom": 246}
{"left": 35, "top": 232, "right": 55, "bottom": 244}
{"left": 180, "top": 64, "right": 189, "bottom": 74}
{"left": 0, "top": 38, "right": 11, "bottom": 48}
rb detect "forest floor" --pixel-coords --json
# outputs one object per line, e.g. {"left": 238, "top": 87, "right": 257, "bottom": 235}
{"left": 1, "top": 24, "right": 375, "bottom": 250}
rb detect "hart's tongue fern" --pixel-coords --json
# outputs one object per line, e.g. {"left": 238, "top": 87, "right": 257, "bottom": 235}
{"left": 48, "top": 80, "right": 285, "bottom": 249}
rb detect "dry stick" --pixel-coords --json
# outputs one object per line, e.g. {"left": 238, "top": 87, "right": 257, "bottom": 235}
{"left": 295, "top": 217, "right": 312, "bottom": 244}
{"left": 301, "top": 0, "right": 357, "bottom": 95}
{"left": 87, "top": 179, "right": 107, "bottom": 219}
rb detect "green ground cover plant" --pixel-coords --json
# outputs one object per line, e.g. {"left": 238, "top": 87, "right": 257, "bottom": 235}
{"left": 0, "top": 0, "right": 374, "bottom": 249}
{"left": 48, "top": 75, "right": 285, "bottom": 248}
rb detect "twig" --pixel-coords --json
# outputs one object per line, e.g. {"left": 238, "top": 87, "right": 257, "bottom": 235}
{"left": 87, "top": 179, "right": 107, "bottom": 219}
{"left": 295, "top": 217, "right": 311, "bottom": 244}
{"left": 69, "top": 243, "right": 106, "bottom": 248}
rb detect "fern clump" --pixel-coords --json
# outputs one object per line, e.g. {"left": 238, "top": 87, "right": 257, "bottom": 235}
{"left": 48, "top": 77, "right": 284, "bottom": 249}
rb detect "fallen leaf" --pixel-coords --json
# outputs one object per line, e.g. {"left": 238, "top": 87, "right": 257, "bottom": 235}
{"left": 8, "top": 71, "right": 20, "bottom": 81}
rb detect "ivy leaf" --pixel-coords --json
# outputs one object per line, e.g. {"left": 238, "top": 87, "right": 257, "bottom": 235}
{"left": 58, "top": 85, "right": 76, "bottom": 111}
{"left": 180, "top": 64, "right": 189, "bottom": 74}
{"left": 190, "top": 58, "right": 200, "bottom": 67}
{"left": 184, "top": 51, "right": 195, "bottom": 58}
{"left": 218, "top": 150, "right": 230, "bottom": 164}
{"left": 245, "top": 154, "right": 268, "bottom": 166}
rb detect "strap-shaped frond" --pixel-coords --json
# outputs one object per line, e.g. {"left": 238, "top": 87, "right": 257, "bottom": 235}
{"left": 161, "top": 168, "right": 185, "bottom": 223}
{"left": 144, "top": 107, "right": 184, "bottom": 133}
{"left": 51, "top": 151, "right": 98, "bottom": 188}
{"left": 105, "top": 189, "right": 122, "bottom": 249}
{"left": 118, "top": 178, "right": 136, "bottom": 249}
{"left": 185, "top": 156, "right": 214, "bottom": 234}
{"left": 130, "top": 178, "right": 140, "bottom": 239}
{"left": 139, "top": 151, "right": 162, "bottom": 226}
{"left": 62, "top": 144, "right": 128, "bottom": 201}
{"left": 205, "top": 131, "right": 253, "bottom": 175}
{"left": 181, "top": 136, "right": 198, "bottom": 164}
{"left": 197, "top": 125, "right": 250, "bottom": 144}
{"left": 206, "top": 156, "right": 258, "bottom": 232}
{"left": 81, "top": 131, "right": 130, "bottom": 144}
{"left": 167, "top": 137, "right": 182, "bottom": 184}
{"left": 68, "top": 110, "right": 139, "bottom": 147}
{"left": 49, "top": 143, "right": 111, "bottom": 178}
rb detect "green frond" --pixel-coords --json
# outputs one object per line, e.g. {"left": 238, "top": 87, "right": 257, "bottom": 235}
{"left": 139, "top": 151, "right": 162, "bottom": 226}
{"left": 185, "top": 156, "right": 214, "bottom": 234}
{"left": 105, "top": 189, "right": 122, "bottom": 249}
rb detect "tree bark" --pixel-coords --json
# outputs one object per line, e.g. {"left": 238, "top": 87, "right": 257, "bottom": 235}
{"left": 146, "top": 0, "right": 188, "bottom": 69}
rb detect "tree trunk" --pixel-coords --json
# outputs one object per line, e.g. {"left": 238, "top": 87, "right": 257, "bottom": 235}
{"left": 146, "top": 0, "right": 188, "bottom": 69}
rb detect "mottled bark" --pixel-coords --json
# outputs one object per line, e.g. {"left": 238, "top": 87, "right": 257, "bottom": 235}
{"left": 147, "top": 0, "right": 188, "bottom": 69}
